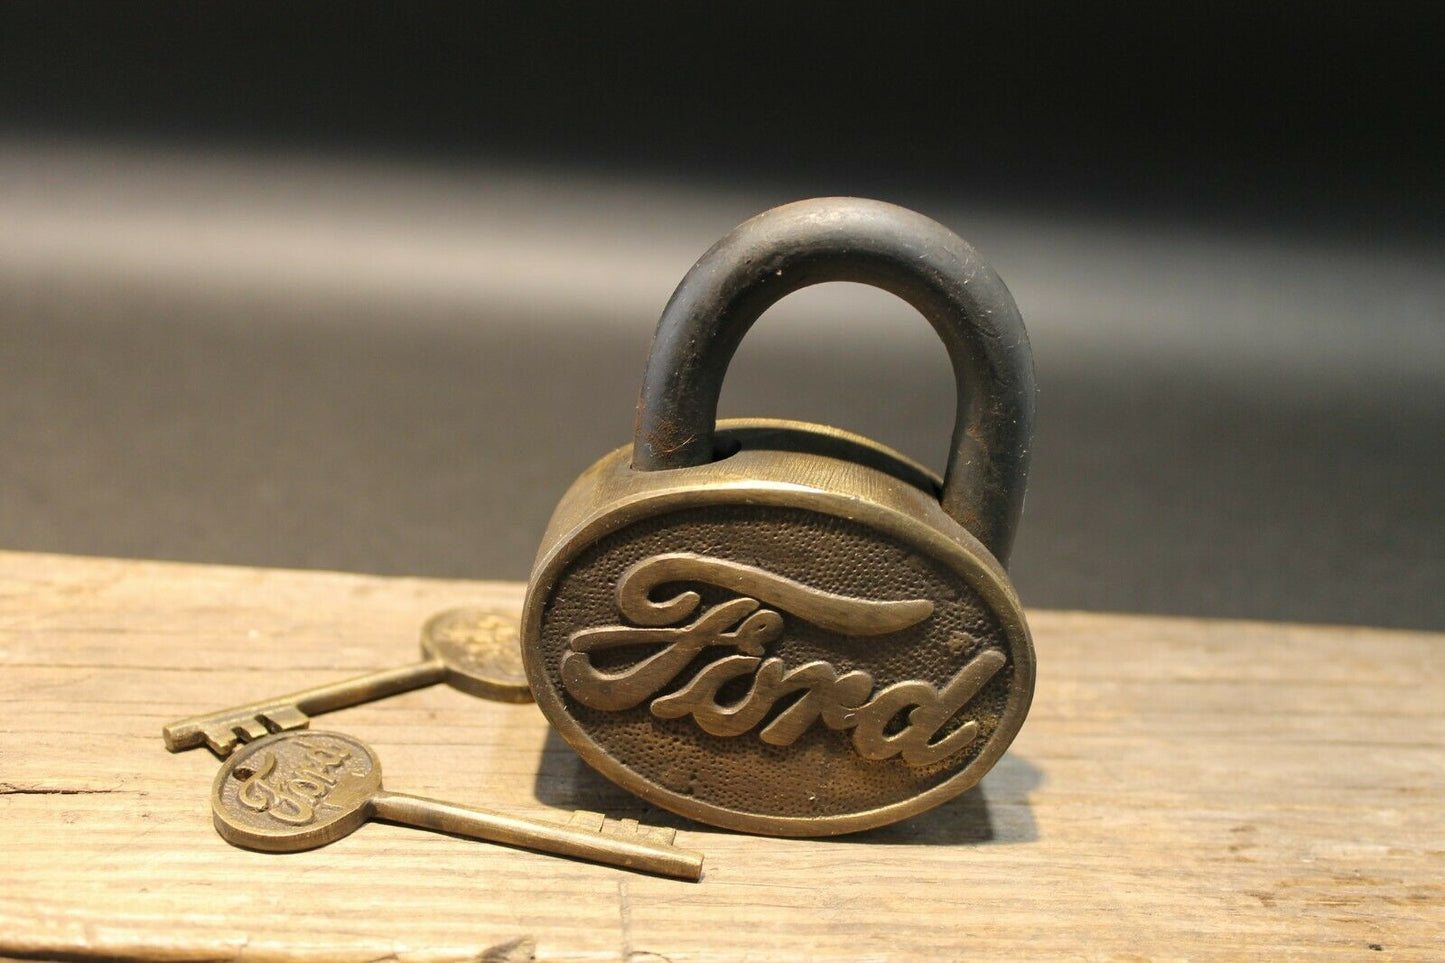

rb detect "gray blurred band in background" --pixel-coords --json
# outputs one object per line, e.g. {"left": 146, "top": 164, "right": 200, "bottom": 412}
{"left": 4, "top": 141, "right": 1440, "bottom": 629}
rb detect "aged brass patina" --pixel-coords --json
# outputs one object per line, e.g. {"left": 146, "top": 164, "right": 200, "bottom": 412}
{"left": 212, "top": 729, "right": 704, "bottom": 880}
{"left": 419, "top": 606, "right": 531, "bottom": 702}
{"left": 522, "top": 197, "right": 1038, "bottom": 837}
{"left": 165, "top": 606, "right": 531, "bottom": 757}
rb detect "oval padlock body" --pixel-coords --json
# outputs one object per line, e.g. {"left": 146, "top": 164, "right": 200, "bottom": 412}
{"left": 523, "top": 418, "right": 1034, "bottom": 837}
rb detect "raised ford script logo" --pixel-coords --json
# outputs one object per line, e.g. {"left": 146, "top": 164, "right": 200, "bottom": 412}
{"left": 560, "top": 553, "right": 1005, "bottom": 767}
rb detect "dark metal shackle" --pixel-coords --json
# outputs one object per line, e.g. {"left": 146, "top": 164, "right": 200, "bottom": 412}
{"left": 632, "top": 197, "right": 1036, "bottom": 567}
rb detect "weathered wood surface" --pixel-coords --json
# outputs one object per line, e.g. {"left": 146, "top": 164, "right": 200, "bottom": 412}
{"left": 0, "top": 550, "right": 1440, "bottom": 962}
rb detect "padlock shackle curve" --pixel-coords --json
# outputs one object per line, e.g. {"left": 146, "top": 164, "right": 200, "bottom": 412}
{"left": 633, "top": 197, "right": 1036, "bottom": 566}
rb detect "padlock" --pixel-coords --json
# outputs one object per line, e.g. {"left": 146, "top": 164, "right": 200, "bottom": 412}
{"left": 522, "top": 197, "right": 1036, "bottom": 837}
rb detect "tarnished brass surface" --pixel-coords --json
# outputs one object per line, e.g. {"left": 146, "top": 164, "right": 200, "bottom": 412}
{"left": 212, "top": 730, "right": 704, "bottom": 881}
{"left": 420, "top": 606, "right": 532, "bottom": 703}
{"left": 522, "top": 198, "right": 1037, "bottom": 836}
{"left": 164, "top": 607, "right": 530, "bottom": 757}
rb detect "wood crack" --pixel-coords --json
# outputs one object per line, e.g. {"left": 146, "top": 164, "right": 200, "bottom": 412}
{"left": 0, "top": 783, "right": 120, "bottom": 795}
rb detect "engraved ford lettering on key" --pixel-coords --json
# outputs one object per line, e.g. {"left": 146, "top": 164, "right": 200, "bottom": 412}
{"left": 215, "top": 732, "right": 378, "bottom": 843}
{"left": 522, "top": 199, "right": 1038, "bottom": 837}
{"left": 231, "top": 738, "right": 361, "bottom": 825}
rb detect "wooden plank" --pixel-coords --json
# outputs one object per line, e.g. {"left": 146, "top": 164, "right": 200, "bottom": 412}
{"left": 0, "top": 550, "right": 1440, "bottom": 962}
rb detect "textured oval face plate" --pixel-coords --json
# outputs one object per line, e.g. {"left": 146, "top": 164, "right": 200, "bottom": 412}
{"left": 212, "top": 730, "right": 380, "bottom": 851}
{"left": 526, "top": 501, "right": 1034, "bottom": 836}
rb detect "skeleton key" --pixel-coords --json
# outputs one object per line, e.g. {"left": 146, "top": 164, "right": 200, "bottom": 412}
{"left": 165, "top": 607, "right": 529, "bottom": 757}
{"left": 212, "top": 730, "right": 704, "bottom": 882}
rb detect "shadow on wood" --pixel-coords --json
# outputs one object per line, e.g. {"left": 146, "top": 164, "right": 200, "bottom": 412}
{"left": 849, "top": 753, "right": 1043, "bottom": 846}
{"left": 530, "top": 726, "right": 1042, "bottom": 845}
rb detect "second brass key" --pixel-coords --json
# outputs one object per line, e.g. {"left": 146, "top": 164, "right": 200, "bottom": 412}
{"left": 164, "top": 607, "right": 529, "bottom": 757}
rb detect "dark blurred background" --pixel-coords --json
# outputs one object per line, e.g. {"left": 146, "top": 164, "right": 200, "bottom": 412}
{"left": 2, "top": 2, "right": 1441, "bottom": 628}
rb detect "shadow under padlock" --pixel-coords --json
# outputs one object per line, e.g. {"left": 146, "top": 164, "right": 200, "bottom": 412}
{"left": 531, "top": 727, "right": 1044, "bottom": 846}
{"left": 851, "top": 753, "right": 1045, "bottom": 847}
{"left": 519, "top": 197, "right": 1039, "bottom": 838}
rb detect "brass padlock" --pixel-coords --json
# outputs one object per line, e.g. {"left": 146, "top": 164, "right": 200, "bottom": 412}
{"left": 522, "top": 197, "right": 1036, "bottom": 837}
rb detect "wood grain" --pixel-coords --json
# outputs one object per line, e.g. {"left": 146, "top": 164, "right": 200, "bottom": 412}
{"left": 0, "top": 550, "right": 1439, "bottom": 961}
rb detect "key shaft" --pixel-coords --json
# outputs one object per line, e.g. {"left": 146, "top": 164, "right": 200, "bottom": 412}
{"left": 370, "top": 791, "right": 704, "bottom": 882}
{"left": 164, "top": 658, "right": 446, "bottom": 756}
{"left": 211, "top": 730, "right": 705, "bottom": 881}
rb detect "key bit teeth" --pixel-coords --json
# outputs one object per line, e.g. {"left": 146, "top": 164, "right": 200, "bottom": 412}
{"left": 568, "top": 810, "right": 606, "bottom": 832}
{"left": 233, "top": 717, "right": 271, "bottom": 745}
{"left": 202, "top": 728, "right": 241, "bottom": 758}
{"left": 642, "top": 825, "right": 678, "bottom": 846}
{"left": 258, "top": 704, "right": 310, "bottom": 732}
{"left": 593, "top": 815, "right": 678, "bottom": 846}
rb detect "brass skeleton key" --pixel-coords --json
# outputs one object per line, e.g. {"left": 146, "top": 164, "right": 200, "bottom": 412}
{"left": 212, "top": 730, "right": 704, "bottom": 882}
{"left": 165, "top": 608, "right": 528, "bottom": 757}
